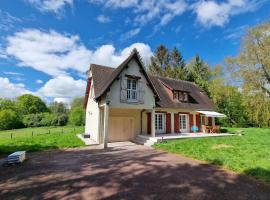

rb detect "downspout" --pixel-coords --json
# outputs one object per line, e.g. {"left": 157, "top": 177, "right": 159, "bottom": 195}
{"left": 140, "top": 109, "right": 146, "bottom": 134}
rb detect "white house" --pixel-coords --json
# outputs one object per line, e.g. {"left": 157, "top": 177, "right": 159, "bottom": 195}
{"left": 84, "top": 49, "right": 224, "bottom": 147}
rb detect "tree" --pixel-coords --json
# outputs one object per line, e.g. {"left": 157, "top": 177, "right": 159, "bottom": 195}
{"left": 226, "top": 22, "right": 270, "bottom": 95}
{"left": 0, "top": 109, "right": 22, "bottom": 130}
{"left": 187, "top": 55, "right": 212, "bottom": 94}
{"left": 69, "top": 107, "right": 85, "bottom": 126}
{"left": 17, "top": 94, "right": 48, "bottom": 115}
{"left": 0, "top": 99, "right": 18, "bottom": 111}
{"left": 170, "top": 47, "right": 187, "bottom": 80}
{"left": 148, "top": 44, "right": 170, "bottom": 77}
{"left": 69, "top": 97, "right": 85, "bottom": 126}
{"left": 209, "top": 78, "right": 248, "bottom": 127}
{"left": 226, "top": 22, "right": 270, "bottom": 127}
{"left": 49, "top": 102, "right": 68, "bottom": 114}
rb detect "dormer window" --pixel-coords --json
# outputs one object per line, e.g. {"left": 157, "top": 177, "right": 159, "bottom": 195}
{"left": 127, "top": 79, "right": 138, "bottom": 102}
{"left": 173, "top": 90, "right": 188, "bottom": 102}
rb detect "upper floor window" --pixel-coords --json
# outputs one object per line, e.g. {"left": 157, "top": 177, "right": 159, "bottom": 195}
{"left": 127, "top": 79, "right": 138, "bottom": 102}
{"left": 173, "top": 90, "right": 188, "bottom": 102}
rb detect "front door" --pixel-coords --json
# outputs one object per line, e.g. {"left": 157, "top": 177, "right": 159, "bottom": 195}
{"left": 155, "top": 113, "right": 165, "bottom": 134}
{"left": 180, "top": 114, "right": 189, "bottom": 133}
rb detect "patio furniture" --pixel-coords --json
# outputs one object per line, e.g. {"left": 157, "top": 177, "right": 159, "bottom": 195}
{"left": 212, "top": 125, "right": 220, "bottom": 133}
{"left": 201, "top": 125, "right": 208, "bottom": 133}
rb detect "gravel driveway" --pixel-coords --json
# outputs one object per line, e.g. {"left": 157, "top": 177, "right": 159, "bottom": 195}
{"left": 0, "top": 142, "right": 269, "bottom": 200}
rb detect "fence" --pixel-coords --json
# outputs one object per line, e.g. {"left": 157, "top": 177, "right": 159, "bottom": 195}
{"left": 0, "top": 126, "right": 83, "bottom": 140}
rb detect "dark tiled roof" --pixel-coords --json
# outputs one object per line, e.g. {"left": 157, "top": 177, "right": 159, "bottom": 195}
{"left": 148, "top": 75, "right": 215, "bottom": 110}
{"left": 89, "top": 54, "right": 215, "bottom": 111}
{"left": 91, "top": 64, "right": 114, "bottom": 98}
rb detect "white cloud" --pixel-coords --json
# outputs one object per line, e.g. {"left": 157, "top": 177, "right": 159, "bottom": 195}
{"left": 121, "top": 28, "right": 141, "bottom": 41}
{"left": 3, "top": 71, "right": 24, "bottom": 76}
{"left": 193, "top": 0, "right": 264, "bottom": 27}
{"left": 90, "top": 0, "right": 187, "bottom": 29}
{"left": 5, "top": 29, "right": 92, "bottom": 76}
{"left": 27, "top": 0, "right": 73, "bottom": 13}
{"left": 36, "top": 79, "right": 44, "bottom": 84}
{"left": 0, "top": 77, "right": 30, "bottom": 98}
{"left": 4, "top": 29, "right": 153, "bottom": 76}
{"left": 96, "top": 14, "right": 111, "bottom": 23}
{"left": 37, "top": 75, "right": 85, "bottom": 103}
{"left": 0, "top": 10, "right": 21, "bottom": 32}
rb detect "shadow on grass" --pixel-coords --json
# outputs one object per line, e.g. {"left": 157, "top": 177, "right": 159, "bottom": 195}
{"left": 244, "top": 167, "right": 270, "bottom": 183}
{"left": 0, "top": 144, "right": 59, "bottom": 155}
{"left": 0, "top": 145, "right": 269, "bottom": 200}
{"left": 208, "top": 158, "right": 224, "bottom": 166}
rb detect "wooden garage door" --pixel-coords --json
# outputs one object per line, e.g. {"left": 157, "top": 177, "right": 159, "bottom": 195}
{"left": 109, "top": 117, "right": 134, "bottom": 142}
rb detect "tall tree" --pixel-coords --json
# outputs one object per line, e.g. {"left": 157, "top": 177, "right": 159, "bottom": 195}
{"left": 148, "top": 44, "right": 170, "bottom": 77}
{"left": 226, "top": 22, "right": 270, "bottom": 95}
{"left": 187, "top": 55, "right": 212, "bottom": 94}
{"left": 170, "top": 47, "right": 187, "bottom": 80}
{"left": 17, "top": 94, "right": 48, "bottom": 115}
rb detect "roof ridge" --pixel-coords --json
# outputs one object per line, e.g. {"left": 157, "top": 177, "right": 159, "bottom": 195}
{"left": 149, "top": 74, "right": 196, "bottom": 85}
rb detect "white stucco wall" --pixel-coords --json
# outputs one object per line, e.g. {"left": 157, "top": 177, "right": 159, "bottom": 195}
{"left": 108, "top": 59, "right": 155, "bottom": 109}
{"left": 85, "top": 80, "right": 100, "bottom": 142}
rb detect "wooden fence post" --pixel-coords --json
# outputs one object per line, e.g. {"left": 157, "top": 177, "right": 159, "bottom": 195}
{"left": 32, "top": 131, "right": 33, "bottom": 137}
{"left": 11, "top": 133, "right": 13, "bottom": 139}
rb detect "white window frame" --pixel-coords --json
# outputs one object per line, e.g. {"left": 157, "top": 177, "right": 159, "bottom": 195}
{"left": 179, "top": 114, "right": 189, "bottom": 133}
{"left": 127, "top": 79, "right": 138, "bottom": 102}
{"left": 155, "top": 113, "right": 165, "bottom": 134}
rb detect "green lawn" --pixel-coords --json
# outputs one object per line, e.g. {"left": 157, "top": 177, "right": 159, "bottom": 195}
{"left": 0, "top": 126, "right": 85, "bottom": 155}
{"left": 155, "top": 128, "right": 270, "bottom": 183}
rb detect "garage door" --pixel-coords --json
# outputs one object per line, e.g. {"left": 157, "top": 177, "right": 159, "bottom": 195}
{"left": 109, "top": 117, "right": 134, "bottom": 142}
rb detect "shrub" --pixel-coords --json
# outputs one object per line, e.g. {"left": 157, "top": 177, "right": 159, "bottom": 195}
{"left": 0, "top": 109, "right": 22, "bottom": 130}
{"left": 69, "top": 107, "right": 85, "bottom": 126}
{"left": 51, "top": 114, "right": 68, "bottom": 126}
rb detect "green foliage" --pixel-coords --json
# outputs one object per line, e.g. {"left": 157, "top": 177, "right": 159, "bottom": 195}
{"left": 51, "top": 114, "right": 68, "bottom": 126}
{"left": 69, "top": 107, "right": 85, "bottom": 126}
{"left": 187, "top": 55, "right": 212, "bottom": 94}
{"left": 0, "top": 98, "right": 18, "bottom": 112}
{"left": 48, "top": 102, "right": 68, "bottom": 114}
{"left": 17, "top": 94, "right": 48, "bottom": 115}
{"left": 155, "top": 128, "right": 270, "bottom": 183}
{"left": 209, "top": 79, "right": 248, "bottom": 127}
{"left": 23, "top": 112, "right": 68, "bottom": 127}
{"left": 69, "top": 97, "right": 85, "bottom": 126}
{"left": 0, "top": 109, "right": 22, "bottom": 130}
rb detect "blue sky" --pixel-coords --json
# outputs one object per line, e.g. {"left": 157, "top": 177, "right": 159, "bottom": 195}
{"left": 0, "top": 0, "right": 269, "bottom": 103}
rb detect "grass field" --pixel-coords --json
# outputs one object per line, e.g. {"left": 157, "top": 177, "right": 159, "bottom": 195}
{"left": 0, "top": 126, "right": 85, "bottom": 155}
{"left": 155, "top": 128, "right": 270, "bottom": 183}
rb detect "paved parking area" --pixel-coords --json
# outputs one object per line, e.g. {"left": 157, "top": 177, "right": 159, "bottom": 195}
{"left": 0, "top": 142, "right": 269, "bottom": 200}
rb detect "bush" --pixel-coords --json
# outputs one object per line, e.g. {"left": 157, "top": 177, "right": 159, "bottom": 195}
{"left": 23, "top": 113, "right": 68, "bottom": 127}
{"left": 69, "top": 107, "right": 85, "bottom": 126}
{"left": 0, "top": 109, "right": 22, "bottom": 130}
{"left": 51, "top": 114, "right": 68, "bottom": 126}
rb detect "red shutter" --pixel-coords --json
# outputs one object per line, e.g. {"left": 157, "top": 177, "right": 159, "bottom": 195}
{"left": 196, "top": 114, "right": 201, "bottom": 132}
{"left": 83, "top": 78, "right": 91, "bottom": 109}
{"left": 189, "top": 114, "right": 193, "bottom": 132}
{"left": 174, "top": 113, "right": 179, "bottom": 133}
{"left": 166, "top": 113, "right": 171, "bottom": 134}
{"left": 208, "top": 117, "right": 212, "bottom": 126}
{"left": 147, "top": 113, "right": 151, "bottom": 135}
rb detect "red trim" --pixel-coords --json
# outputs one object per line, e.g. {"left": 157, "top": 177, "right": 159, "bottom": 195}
{"left": 83, "top": 78, "right": 92, "bottom": 109}
{"left": 166, "top": 113, "right": 171, "bottom": 134}
{"left": 147, "top": 113, "right": 151, "bottom": 135}
{"left": 174, "top": 113, "right": 180, "bottom": 133}
{"left": 208, "top": 117, "right": 212, "bottom": 126}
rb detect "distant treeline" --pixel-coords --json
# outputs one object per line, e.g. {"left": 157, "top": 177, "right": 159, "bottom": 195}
{"left": 0, "top": 94, "right": 85, "bottom": 130}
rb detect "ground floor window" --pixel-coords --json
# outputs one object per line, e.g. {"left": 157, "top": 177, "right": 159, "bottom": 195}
{"left": 200, "top": 115, "right": 205, "bottom": 125}
{"left": 179, "top": 114, "right": 189, "bottom": 132}
{"left": 155, "top": 113, "right": 165, "bottom": 133}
